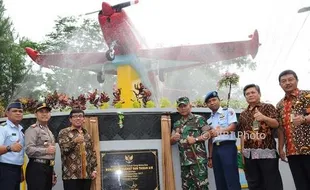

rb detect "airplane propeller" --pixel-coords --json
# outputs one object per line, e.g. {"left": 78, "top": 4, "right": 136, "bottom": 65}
{"left": 79, "top": 0, "right": 139, "bottom": 17}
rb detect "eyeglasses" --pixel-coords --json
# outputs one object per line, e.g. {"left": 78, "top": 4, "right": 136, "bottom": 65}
{"left": 71, "top": 114, "right": 84, "bottom": 119}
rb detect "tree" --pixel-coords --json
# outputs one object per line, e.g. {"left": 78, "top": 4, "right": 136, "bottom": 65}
{"left": 17, "top": 16, "right": 116, "bottom": 100}
{"left": 164, "top": 55, "right": 256, "bottom": 106}
{"left": 0, "top": 0, "right": 27, "bottom": 106}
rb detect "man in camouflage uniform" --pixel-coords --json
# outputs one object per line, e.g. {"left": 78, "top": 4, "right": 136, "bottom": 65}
{"left": 170, "top": 97, "right": 211, "bottom": 190}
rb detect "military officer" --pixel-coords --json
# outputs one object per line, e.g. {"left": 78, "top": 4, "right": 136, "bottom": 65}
{"left": 205, "top": 91, "right": 241, "bottom": 190}
{"left": 0, "top": 102, "right": 25, "bottom": 190}
{"left": 170, "top": 97, "right": 211, "bottom": 190}
{"left": 25, "top": 102, "right": 56, "bottom": 190}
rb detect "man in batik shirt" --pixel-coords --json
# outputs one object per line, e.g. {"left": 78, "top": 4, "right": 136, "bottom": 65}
{"left": 170, "top": 97, "right": 211, "bottom": 190}
{"left": 58, "top": 109, "right": 97, "bottom": 190}
{"left": 239, "top": 84, "right": 283, "bottom": 190}
{"left": 277, "top": 70, "right": 310, "bottom": 190}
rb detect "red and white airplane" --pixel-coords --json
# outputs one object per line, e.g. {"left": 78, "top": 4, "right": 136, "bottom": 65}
{"left": 25, "top": 0, "right": 260, "bottom": 95}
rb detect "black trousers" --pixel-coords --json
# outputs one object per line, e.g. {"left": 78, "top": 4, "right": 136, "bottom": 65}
{"left": 63, "top": 179, "right": 92, "bottom": 190}
{"left": 25, "top": 160, "right": 53, "bottom": 190}
{"left": 244, "top": 157, "right": 283, "bottom": 190}
{"left": 287, "top": 155, "right": 310, "bottom": 190}
{"left": 0, "top": 162, "right": 21, "bottom": 190}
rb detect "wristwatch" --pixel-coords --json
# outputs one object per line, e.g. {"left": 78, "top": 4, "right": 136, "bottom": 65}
{"left": 195, "top": 137, "right": 199, "bottom": 142}
{"left": 6, "top": 146, "right": 11, "bottom": 152}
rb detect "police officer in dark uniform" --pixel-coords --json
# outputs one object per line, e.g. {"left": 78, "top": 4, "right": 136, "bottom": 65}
{"left": 25, "top": 102, "right": 56, "bottom": 190}
{"left": 0, "top": 102, "right": 25, "bottom": 190}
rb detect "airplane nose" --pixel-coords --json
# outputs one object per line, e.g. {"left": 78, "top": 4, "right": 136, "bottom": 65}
{"left": 25, "top": 47, "right": 39, "bottom": 62}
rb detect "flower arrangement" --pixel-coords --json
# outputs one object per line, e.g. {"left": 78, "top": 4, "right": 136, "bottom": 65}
{"left": 45, "top": 90, "right": 70, "bottom": 111}
{"left": 88, "top": 89, "right": 110, "bottom": 108}
{"left": 112, "top": 87, "right": 124, "bottom": 108}
{"left": 217, "top": 71, "right": 240, "bottom": 108}
{"left": 18, "top": 98, "right": 38, "bottom": 114}
{"left": 132, "top": 83, "right": 152, "bottom": 108}
{"left": 217, "top": 72, "right": 240, "bottom": 90}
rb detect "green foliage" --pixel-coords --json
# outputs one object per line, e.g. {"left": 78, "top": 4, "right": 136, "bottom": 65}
{"left": 42, "top": 16, "right": 105, "bottom": 53}
{"left": 15, "top": 15, "right": 116, "bottom": 99}
{"left": 160, "top": 98, "right": 172, "bottom": 108}
{"left": 100, "top": 103, "right": 109, "bottom": 109}
{"left": 146, "top": 101, "right": 155, "bottom": 108}
{"left": 0, "top": 0, "right": 27, "bottom": 106}
{"left": 192, "top": 98, "right": 205, "bottom": 108}
{"left": 220, "top": 99, "right": 247, "bottom": 110}
{"left": 132, "top": 100, "right": 141, "bottom": 108}
{"left": 114, "top": 102, "right": 123, "bottom": 109}
{"left": 218, "top": 72, "right": 240, "bottom": 90}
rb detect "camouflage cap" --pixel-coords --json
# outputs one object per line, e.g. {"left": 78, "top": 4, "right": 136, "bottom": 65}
{"left": 176, "top": 97, "right": 190, "bottom": 106}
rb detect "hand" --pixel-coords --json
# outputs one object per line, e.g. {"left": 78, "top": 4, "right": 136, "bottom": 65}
{"left": 91, "top": 171, "right": 97, "bottom": 180}
{"left": 52, "top": 174, "right": 57, "bottom": 186}
{"left": 292, "top": 115, "right": 306, "bottom": 126}
{"left": 210, "top": 126, "right": 222, "bottom": 137}
{"left": 207, "top": 158, "right": 213, "bottom": 168}
{"left": 172, "top": 128, "right": 181, "bottom": 142}
{"left": 210, "top": 129, "right": 217, "bottom": 137}
{"left": 74, "top": 134, "right": 84, "bottom": 144}
{"left": 279, "top": 149, "right": 288, "bottom": 163}
{"left": 11, "top": 140, "right": 23, "bottom": 152}
{"left": 254, "top": 108, "right": 266, "bottom": 122}
{"left": 46, "top": 144, "right": 56, "bottom": 155}
{"left": 201, "top": 131, "right": 211, "bottom": 140}
{"left": 186, "top": 136, "right": 196, "bottom": 145}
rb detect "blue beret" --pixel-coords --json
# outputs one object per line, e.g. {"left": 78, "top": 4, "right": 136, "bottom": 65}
{"left": 6, "top": 102, "right": 23, "bottom": 110}
{"left": 204, "top": 91, "right": 219, "bottom": 102}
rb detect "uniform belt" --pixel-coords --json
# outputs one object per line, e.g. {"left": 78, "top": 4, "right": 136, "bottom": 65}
{"left": 214, "top": 140, "right": 235, "bottom": 146}
{"left": 0, "top": 162, "right": 22, "bottom": 169}
{"left": 30, "top": 158, "right": 55, "bottom": 166}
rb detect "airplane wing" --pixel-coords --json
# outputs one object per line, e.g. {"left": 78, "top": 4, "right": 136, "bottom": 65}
{"left": 137, "top": 30, "right": 260, "bottom": 67}
{"left": 25, "top": 47, "right": 116, "bottom": 74}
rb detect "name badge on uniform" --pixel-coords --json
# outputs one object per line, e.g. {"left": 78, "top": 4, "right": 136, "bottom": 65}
{"left": 219, "top": 114, "right": 225, "bottom": 120}
{"left": 12, "top": 133, "right": 16, "bottom": 136}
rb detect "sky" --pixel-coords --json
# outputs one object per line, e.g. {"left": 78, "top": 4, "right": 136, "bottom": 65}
{"left": 2, "top": 0, "right": 310, "bottom": 105}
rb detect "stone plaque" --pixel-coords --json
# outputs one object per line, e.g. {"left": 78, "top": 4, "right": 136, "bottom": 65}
{"left": 101, "top": 149, "right": 160, "bottom": 190}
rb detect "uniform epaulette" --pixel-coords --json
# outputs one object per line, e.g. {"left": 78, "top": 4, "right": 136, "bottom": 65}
{"left": 222, "top": 106, "right": 228, "bottom": 110}
{"left": 31, "top": 124, "right": 37, "bottom": 128}
{"left": 0, "top": 122, "right": 6, "bottom": 126}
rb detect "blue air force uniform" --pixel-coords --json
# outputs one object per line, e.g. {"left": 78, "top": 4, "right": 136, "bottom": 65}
{"left": 205, "top": 91, "right": 241, "bottom": 190}
{"left": 0, "top": 102, "right": 25, "bottom": 190}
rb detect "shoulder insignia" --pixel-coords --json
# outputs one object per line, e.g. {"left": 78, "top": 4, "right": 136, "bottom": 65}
{"left": 230, "top": 111, "right": 234, "bottom": 116}
{"left": 31, "top": 124, "right": 37, "bottom": 128}
{"left": 222, "top": 107, "right": 228, "bottom": 110}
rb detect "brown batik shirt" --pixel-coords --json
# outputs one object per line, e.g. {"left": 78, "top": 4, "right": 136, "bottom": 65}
{"left": 276, "top": 89, "right": 310, "bottom": 156}
{"left": 239, "top": 103, "right": 278, "bottom": 159}
{"left": 58, "top": 126, "right": 97, "bottom": 180}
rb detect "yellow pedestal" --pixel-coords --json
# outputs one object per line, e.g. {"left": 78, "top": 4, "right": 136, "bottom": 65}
{"left": 117, "top": 65, "right": 141, "bottom": 108}
{"left": 21, "top": 155, "right": 28, "bottom": 190}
